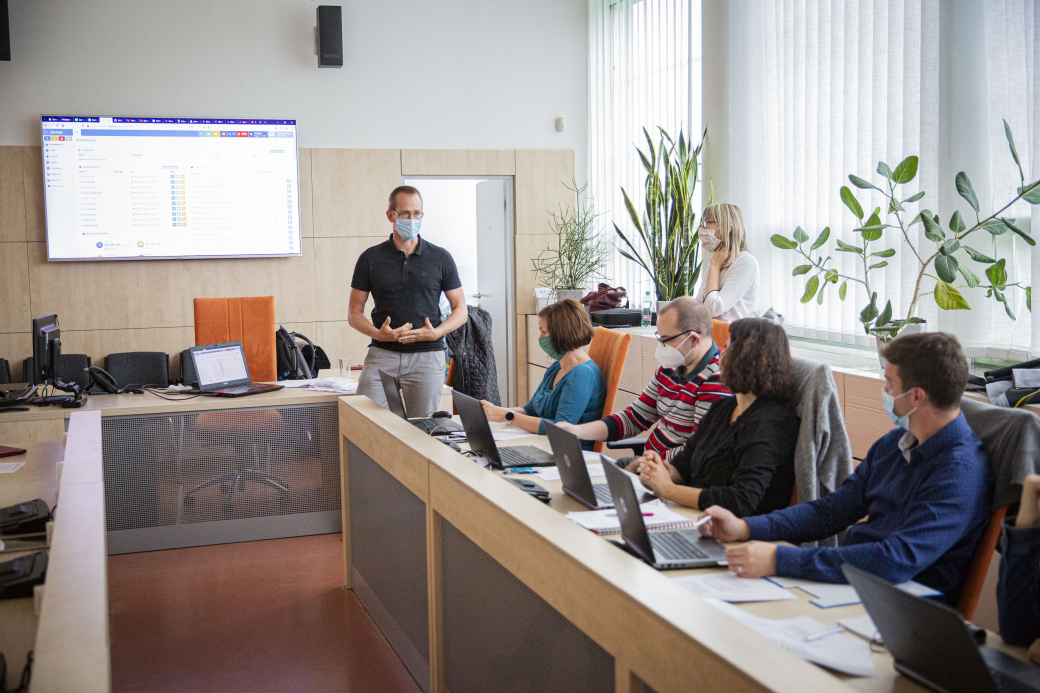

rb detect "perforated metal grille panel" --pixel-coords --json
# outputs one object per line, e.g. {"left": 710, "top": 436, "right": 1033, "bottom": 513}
{"left": 102, "top": 403, "right": 339, "bottom": 531}
{"left": 440, "top": 519, "right": 615, "bottom": 693}
{"left": 348, "top": 442, "right": 430, "bottom": 661}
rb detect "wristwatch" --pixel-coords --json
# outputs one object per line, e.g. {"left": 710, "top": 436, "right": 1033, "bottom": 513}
{"left": 505, "top": 411, "right": 515, "bottom": 425}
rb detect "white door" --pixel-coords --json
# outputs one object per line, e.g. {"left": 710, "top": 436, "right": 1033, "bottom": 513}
{"left": 475, "top": 180, "right": 514, "bottom": 405}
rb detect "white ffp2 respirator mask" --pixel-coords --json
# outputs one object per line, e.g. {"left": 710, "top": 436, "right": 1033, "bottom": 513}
{"left": 654, "top": 332, "right": 693, "bottom": 369}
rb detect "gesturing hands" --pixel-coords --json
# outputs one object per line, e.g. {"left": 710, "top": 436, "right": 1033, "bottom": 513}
{"left": 376, "top": 317, "right": 412, "bottom": 342}
{"left": 399, "top": 318, "right": 441, "bottom": 344}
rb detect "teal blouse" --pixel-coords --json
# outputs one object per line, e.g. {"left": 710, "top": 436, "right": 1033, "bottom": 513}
{"left": 523, "top": 360, "right": 607, "bottom": 450}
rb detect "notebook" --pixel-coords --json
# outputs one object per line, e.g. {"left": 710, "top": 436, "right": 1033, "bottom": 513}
{"left": 565, "top": 499, "right": 697, "bottom": 536}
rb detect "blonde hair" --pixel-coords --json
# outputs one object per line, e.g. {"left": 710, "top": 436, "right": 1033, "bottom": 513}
{"left": 702, "top": 203, "right": 748, "bottom": 269}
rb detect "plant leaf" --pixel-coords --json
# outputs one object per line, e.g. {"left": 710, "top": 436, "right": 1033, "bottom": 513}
{"left": 961, "top": 246, "right": 995, "bottom": 263}
{"left": 903, "top": 191, "right": 926, "bottom": 203}
{"left": 840, "top": 186, "right": 864, "bottom": 220}
{"left": 1005, "top": 119, "right": 1023, "bottom": 176}
{"left": 825, "top": 269, "right": 839, "bottom": 283}
{"left": 955, "top": 172, "right": 980, "bottom": 212}
{"left": 770, "top": 234, "right": 798, "bottom": 250}
{"left": 889, "top": 198, "right": 904, "bottom": 214}
{"left": 792, "top": 264, "right": 812, "bottom": 276}
{"left": 800, "top": 275, "right": 820, "bottom": 304}
{"left": 957, "top": 263, "right": 981, "bottom": 288}
{"left": 839, "top": 281, "right": 848, "bottom": 300}
{"left": 1002, "top": 217, "right": 1037, "bottom": 246}
{"left": 836, "top": 239, "right": 864, "bottom": 255}
{"left": 935, "top": 254, "right": 959, "bottom": 283}
{"left": 980, "top": 218, "right": 1009, "bottom": 236}
{"left": 1027, "top": 286, "right": 1032, "bottom": 312}
{"left": 920, "top": 210, "right": 945, "bottom": 242}
{"left": 868, "top": 261, "right": 889, "bottom": 270}
{"left": 810, "top": 227, "right": 830, "bottom": 251}
{"left": 949, "top": 210, "right": 966, "bottom": 235}
{"left": 939, "top": 239, "right": 961, "bottom": 256}
{"left": 934, "top": 281, "right": 971, "bottom": 310}
{"left": 859, "top": 225, "right": 885, "bottom": 242}
{"left": 870, "top": 248, "right": 897, "bottom": 258}
{"left": 986, "top": 258, "right": 1008, "bottom": 289}
{"left": 860, "top": 292, "right": 879, "bottom": 325}
{"left": 877, "top": 161, "right": 893, "bottom": 180}
{"left": 849, "top": 174, "right": 879, "bottom": 191}
{"left": 1019, "top": 180, "right": 1040, "bottom": 204}
{"left": 817, "top": 282, "right": 827, "bottom": 305}
{"left": 793, "top": 226, "right": 809, "bottom": 244}
{"left": 892, "top": 155, "right": 919, "bottom": 184}
{"left": 876, "top": 300, "right": 893, "bottom": 327}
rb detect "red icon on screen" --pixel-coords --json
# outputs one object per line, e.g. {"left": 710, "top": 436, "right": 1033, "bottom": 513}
{"left": 59, "top": 136, "right": 65, "bottom": 141}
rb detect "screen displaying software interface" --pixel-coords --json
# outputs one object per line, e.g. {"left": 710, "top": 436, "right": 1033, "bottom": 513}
{"left": 41, "top": 116, "right": 301, "bottom": 260}
{"left": 194, "top": 345, "right": 250, "bottom": 387}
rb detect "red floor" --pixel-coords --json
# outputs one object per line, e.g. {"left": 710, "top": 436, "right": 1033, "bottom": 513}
{"left": 108, "top": 533, "right": 422, "bottom": 693}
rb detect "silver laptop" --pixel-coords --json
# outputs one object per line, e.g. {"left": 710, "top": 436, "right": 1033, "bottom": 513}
{"left": 188, "top": 342, "right": 283, "bottom": 397}
{"left": 603, "top": 458, "right": 727, "bottom": 569}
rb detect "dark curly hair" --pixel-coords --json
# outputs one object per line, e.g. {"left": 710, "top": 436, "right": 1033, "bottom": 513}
{"left": 720, "top": 318, "right": 797, "bottom": 400}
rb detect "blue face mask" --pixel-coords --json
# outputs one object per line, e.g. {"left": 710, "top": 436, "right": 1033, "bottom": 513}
{"left": 395, "top": 218, "right": 421, "bottom": 240}
{"left": 881, "top": 389, "right": 916, "bottom": 429}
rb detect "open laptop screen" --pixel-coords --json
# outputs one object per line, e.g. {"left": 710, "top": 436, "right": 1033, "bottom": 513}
{"left": 191, "top": 342, "right": 251, "bottom": 390}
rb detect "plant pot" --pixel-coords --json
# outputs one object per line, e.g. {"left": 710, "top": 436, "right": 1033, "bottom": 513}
{"left": 875, "top": 320, "right": 929, "bottom": 367}
{"left": 556, "top": 289, "right": 586, "bottom": 303}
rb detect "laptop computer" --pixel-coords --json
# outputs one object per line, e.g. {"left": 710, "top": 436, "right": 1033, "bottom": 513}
{"left": 545, "top": 421, "right": 644, "bottom": 509}
{"left": 451, "top": 390, "right": 555, "bottom": 468}
{"left": 842, "top": 563, "right": 1040, "bottom": 693}
{"left": 189, "top": 342, "right": 284, "bottom": 398}
{"left": 377, "top": 368, "right": 462, "bottom": 435}
{"left": 603, "top": 458, "right": 727, "bottom": 569}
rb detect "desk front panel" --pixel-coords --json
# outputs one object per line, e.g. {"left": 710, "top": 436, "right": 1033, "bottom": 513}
{"left": 102, "top": 401, "right": 341, "bottom": 553}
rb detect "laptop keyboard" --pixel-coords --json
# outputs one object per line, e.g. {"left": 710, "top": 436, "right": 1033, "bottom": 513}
{"left": 592, "top": 484, "right": 614, "bottom": 507}
{"left": 991, "top": 669, "right": 1036, "bottom": 693}
{"left": 650, "top": 531, "right": 709, "bottom": 562}
{"left": 498, "top": 447, "right": 546, "bottom": 467}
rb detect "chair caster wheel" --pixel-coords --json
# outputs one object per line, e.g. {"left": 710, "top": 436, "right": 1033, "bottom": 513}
{"left": 183, "top": 495, "right": 195, "bottom": 508}
{"left": 220, "top": 483, "right": 232, "bottom": 497}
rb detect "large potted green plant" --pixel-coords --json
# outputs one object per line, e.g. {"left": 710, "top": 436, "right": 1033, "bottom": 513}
{"left": 532, "top": 180, "right": 613, "bottom": 303}
{"left": 770, "top": 120, "right": 1037, "bottom": 346}
{"left": 614, "top": 127, "right": 706, "bottom": 310}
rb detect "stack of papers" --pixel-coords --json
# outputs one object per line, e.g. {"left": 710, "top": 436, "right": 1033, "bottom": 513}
{"left": 767, "top": 576, "right": 940, "bottom": 608}
{"left": 491, "top": 429, "right": 538, "bottom": 441}
{"left": 838, "top": 615, "right": 879, "bottom": 642}
{"left": 565, "top": 499, "right": 693, "bottom": 535}
{"left": 304, "top": 377, "right": 358, "bottom": 394}
{"left": 704, "top": 599, "right": 877, "bottom": 677}
{"left": 673, "top": 573, "right": 796, "bottom": 603}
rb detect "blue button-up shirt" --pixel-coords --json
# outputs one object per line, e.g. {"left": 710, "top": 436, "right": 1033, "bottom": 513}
{"left": 745, "top": 413, "right": 991, "bottom": 604}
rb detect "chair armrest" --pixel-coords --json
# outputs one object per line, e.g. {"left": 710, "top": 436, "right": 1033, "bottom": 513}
{"left": 605, "top": 438, "right": 647, "bottom": 456}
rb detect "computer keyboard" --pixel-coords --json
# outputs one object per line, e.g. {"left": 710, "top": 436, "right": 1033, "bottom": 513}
{"left": 592, "top": 483, "right": 614, "bottom": 507}
{"left": 991, "top": 669, "right": 1037, "bottom": 693}
{"left": 650, "top": 531, "right": 709, "bottom": 561}
{"left": 498, "top": 447, "right": 546, "bottom": 467}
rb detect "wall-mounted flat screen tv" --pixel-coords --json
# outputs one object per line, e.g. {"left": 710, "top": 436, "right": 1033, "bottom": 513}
{"left": 41, "top": 115, "right": 301, "bottom": 261}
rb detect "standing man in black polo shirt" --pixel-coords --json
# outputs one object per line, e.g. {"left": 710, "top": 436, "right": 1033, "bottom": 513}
{"left": 348, "top": 185, "right": 468, "bottom": 416}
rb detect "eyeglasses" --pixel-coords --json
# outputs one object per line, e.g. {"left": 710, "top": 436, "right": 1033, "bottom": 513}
{"left": 391, "top": 211, "right": 424, "bottom": 220}
{"left": 655, "top": 330, "right": 698, "bottom": 345}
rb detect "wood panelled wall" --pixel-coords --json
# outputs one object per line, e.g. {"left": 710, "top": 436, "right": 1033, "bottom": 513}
{"left": 0, "top": 147, "right": 574, "bottom": 388}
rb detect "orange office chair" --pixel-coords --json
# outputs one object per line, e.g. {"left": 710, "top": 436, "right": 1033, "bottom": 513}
{"left": 712, "top": 319, "right": 730, "bottom": 349}
{"left": 193, "top": 296, "right": 277, "bottom": 382}
{"left": 956, "top": 506, "right": 1007, "bottom": 621}
{"left": 587, "top": 327, "right": 632, "bottom": 453}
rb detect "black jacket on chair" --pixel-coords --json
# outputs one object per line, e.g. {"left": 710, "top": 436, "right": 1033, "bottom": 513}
{"left": 445, "top": 305, "right": 500, "bottom": 406}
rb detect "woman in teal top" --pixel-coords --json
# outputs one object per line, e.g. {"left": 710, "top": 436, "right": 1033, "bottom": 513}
{"left": 482, "top": 299, "right": 606, "bottom": 450}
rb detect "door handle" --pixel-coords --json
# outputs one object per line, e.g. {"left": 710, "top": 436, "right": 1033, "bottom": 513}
{"left": 471, "top": 293, "right": 484, "bottom": 298}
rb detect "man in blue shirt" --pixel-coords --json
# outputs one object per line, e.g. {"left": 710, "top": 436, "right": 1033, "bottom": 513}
{"left": 698, "top": 332, "right": 991, "bottom": 605}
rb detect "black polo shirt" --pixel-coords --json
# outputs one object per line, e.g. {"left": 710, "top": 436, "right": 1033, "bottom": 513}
{"left": 350, "top": 235, "right": 462, "bottom": 353}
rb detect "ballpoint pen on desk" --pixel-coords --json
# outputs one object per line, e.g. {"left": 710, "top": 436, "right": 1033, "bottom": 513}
{"left": 804, "top": 625, "right": 845, "bottom": 642}
{"left": 504, "top": 469, "right": 538, "bottom": 475}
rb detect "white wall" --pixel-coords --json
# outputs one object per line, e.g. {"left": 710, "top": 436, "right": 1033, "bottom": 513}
{"left": 0, "top": 0, "right": 588, "bottom": 181}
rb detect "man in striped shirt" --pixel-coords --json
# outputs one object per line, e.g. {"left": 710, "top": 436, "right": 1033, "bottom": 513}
{"left": 557, "top": 297, "right": 731, "bottom": 463}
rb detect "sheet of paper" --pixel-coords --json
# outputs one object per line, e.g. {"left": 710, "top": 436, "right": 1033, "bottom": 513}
{"left": 767, "top": 576, "right": 940, "bottom": 608}
{"left": 565, "top": 499, "right": 691, "bottom": 533}
{"left": 0, "top": 462, "right": 25, "bottom": 474}
{"left": 673, "top": 573, "right": 797, "bottom": 603}
{"left": 279, "top": 378, "right": 320, "bottom": 388}
{"left": 491, "top": 428, "right": 539, "bottom": 441}
{"left": 535, "top": 464, "right": 604, "bottom": 481}
{"left": 303, "top": 377, "right": 358, "bottom": 394}
{"left": 704, "top": 599, "right": 877, "bottom": 677}
{"left": 839, "top": 615, "right": 879, "bottom": 642}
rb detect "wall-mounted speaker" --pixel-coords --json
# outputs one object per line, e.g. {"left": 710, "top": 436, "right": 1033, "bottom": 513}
{"left": 316, "top": 6, "right": 342, "bottom": 68}
{"left": 0, "top": 0, "right": 11, "bottom": 62}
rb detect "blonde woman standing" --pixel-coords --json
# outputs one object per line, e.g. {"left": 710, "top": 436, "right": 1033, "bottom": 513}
{"left": 696, "top": 203, "right": 759, "bottom": 322}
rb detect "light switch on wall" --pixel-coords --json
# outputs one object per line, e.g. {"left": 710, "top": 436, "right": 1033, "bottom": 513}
{"left": 555, "top": 117, "right": 565, "bottom": 132}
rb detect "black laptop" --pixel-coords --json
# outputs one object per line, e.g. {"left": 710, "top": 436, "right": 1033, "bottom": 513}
{"left": 188, "top": 342, "right": 283, "bottom": 398}
{"left": 451, "top": 391, "right": 555, "bottom": 468}
{"left": 603, "top": 459, "right": 727, "bottom": 569}
{"left": 377, "top": 369, "right": 462, "bottom": 435}
{"left": 842, "top": 563, "right": 1040, "bottom": 693}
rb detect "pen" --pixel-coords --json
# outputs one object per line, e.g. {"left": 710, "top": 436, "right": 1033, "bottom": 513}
{"left": 692, "top": 516, "right": 711, "bottom": 529}
{"left": 505, "top": 469, "right": 538, "bottom": 475}
{"left": 804, "top": 625, "right": 845, "bottom": 642}
{"left": 506, "top": 467, "right": 535, "bottom": 472}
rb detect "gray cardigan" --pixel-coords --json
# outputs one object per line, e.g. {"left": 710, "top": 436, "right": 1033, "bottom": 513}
{"left": 961, "top": 396, "right": 1040, "bottom": 507}
{"left": 791, "top": 358, "right": 855, "bottom": 547}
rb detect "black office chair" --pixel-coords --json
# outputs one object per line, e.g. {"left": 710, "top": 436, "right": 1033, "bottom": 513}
{"left": 0, "top": 358, "right": 10, "bottom": 385}
{"left": 104, "top": 352, "right": 170, "bottom": 390}
{"left": 23, "top": 354, "right": 92, "bottom": 389}
{"left": 606, "top": 438, "right": 649, "bottom": 456}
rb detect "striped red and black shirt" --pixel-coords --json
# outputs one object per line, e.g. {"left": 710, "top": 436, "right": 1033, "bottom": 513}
{"left": 602, "top": 343, "right": 731, "bottom": 462}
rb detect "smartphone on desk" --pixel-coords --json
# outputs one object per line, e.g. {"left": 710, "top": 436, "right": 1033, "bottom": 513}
{"left": 0, "top": 446, "right": 26, "bottom": 458}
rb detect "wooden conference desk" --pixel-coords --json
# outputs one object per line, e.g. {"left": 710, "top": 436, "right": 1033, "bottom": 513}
{"left": 338, "top": 396, "right": 1029, "bottom": 693}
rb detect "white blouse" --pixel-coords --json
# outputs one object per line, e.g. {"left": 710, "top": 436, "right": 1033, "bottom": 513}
{"left": 697, "top": 250, "right": 760, "bottom": 322}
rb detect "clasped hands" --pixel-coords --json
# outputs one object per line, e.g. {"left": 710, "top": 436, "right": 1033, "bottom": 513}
{"left": 375, "top": 316, "right": 441, "bottom": 344}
